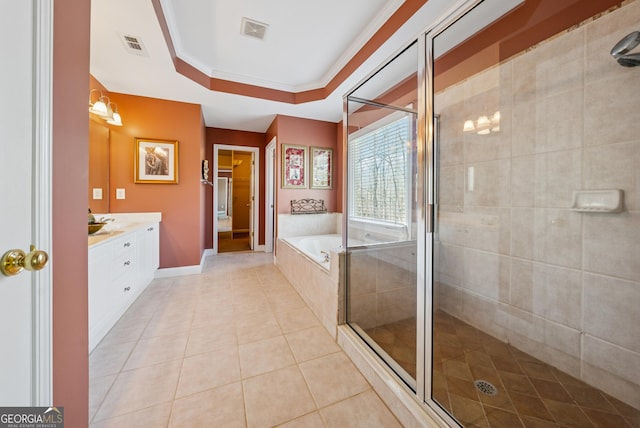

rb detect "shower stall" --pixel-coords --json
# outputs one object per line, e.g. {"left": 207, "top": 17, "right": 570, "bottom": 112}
{"left": 343, "top": 0, "right": 640, "bottom": 426}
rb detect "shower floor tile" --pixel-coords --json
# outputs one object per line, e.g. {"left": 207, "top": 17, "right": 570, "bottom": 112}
{"left": 366, "top": 311, "right": 640, "bottom": 427}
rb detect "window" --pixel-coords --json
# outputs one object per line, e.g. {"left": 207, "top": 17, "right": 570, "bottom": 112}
{"left": 349, "top": 114, "right": 415, "bottom": 225}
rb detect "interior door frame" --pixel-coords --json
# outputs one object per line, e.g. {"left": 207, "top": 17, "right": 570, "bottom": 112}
{"left": 212, "top": 144, "right": 260, "bottom": 254}
{"left": 265, "top": 138, "right": 276, "bottom": 253}
{"left": 34, "top": 0, "right": 53, "bottom": 405}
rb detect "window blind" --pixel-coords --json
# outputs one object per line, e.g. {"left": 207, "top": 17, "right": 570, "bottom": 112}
{"left": 349, "top": 115, "right": 413, "bottom": 224}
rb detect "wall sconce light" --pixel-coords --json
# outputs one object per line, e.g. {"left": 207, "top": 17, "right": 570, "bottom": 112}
{"left": 89, "top": 89, "right": 123, "bottom": 126}
{"left": 106, "top": 103, "right": 123, "bottom": 126}
{"left": 462, "top": 111, "right": 500, "bottom": 135}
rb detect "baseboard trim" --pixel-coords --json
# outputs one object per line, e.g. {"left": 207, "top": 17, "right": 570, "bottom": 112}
{"left": 155, "top": 264, "right": 202, "bottom": 278}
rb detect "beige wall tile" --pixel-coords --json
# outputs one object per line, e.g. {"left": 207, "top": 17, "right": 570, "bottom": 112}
{"left": 437, "top": 243, "right": 464, "bottom": 286}
{"left": 439, "top": 165, "right": 464, "bottom": 209}
{"left": 536, "top": 89, "right": 584, "bottom": 154}
{"left": 544, "top": 265, "right": 582, "bottom": 329}
{"left": 584, "top": 212, "right": 640, "bottom": 282}
{"left": 584, "top": 141, "right": 638, "bottom": 211}
{"left": 512, "top": 155, "right": 536, "bottom": 207}
{"left": 348, "top": 292, "right": 377, "bottom": 329}
{"left": 534, "top": 209, "right": 582, "bottom": 269}
{"left": 509, "top": 307, "right": 545, "bottom": 346}
{"left": 511, "top": 208, "right": 535, "bottom": 260}
{"left": 377, "top": 286, "right": 416, "bottom": 325}
{"left": 533, "top": 27, "right": 585, "bottom": 98}
{"left": 585, "top": 74, "right": 640, "bottom": 147}
{"left": 582, "top": 361, "right": 640, "bottom": 411}
{"left": 462, "top": 249, "right": 507, "bottom": 301}
{"left": 535, "top": 149, "right": 582, "bottom": 209}
{"left": 584, "top": 273, "right": 640, "bottom": 353}
{"left": 583, "top": 335, "right": 640, "bottom": 387}
{"left": 439, "top": 283, "right": 463, "bottom": 320}
{"left": 544, "top": 319, "right": 581, "bottom": 359}
{"left": 464, "top": 159, "right": 511, "bottom": 207}
{"left": 461, "top": 292, "right": 509, "bottom": 341}
{"left": 510, "top": 259, "right": 545, "bottom": 316}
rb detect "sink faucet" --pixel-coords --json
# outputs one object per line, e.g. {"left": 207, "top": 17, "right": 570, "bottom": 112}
{"left": 320, "top": 251, "right": 330, "bottom": 263}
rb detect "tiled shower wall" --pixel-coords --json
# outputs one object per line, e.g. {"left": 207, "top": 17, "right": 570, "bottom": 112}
{"left": 434, "top": 0, "right": 639, "bottom": 409}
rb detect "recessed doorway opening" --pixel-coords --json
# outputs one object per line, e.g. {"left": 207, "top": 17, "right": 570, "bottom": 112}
{"left": 213, "top": 144, "right": 260, "bottom": 254}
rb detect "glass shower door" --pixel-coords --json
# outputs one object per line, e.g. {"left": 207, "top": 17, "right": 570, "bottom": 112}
{"left": 345, "top": 42, "right": 421, "bottom": 389}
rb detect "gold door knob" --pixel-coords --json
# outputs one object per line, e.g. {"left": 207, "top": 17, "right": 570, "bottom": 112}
{"left": 24, "top": 245, "right": 49, "bottom": 271}
{"left": 0, "top": 245, "right": 49, "bottom": 276}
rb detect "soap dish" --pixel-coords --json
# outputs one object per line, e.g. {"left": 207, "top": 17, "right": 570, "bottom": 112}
{"left": 571, "top": 189, "right": 624, "bottom": 213}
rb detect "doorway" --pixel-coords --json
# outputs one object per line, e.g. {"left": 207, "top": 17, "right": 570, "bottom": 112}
{"left": 265, "top": 138, "right": 276, "bottom": 253}
{"left": 213, "top": 144, "right": 260, "bottom": 254}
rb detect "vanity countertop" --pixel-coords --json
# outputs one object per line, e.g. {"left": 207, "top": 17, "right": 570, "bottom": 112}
{"left": 88, "top": 212, "right": 161, "bottom": 248}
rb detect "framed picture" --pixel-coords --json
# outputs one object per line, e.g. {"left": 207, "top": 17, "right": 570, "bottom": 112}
{"left": 310, "top": 147, "right": 333, "bottom": 189}
{"left": 134, "top": 138, "right": 179, "bottom": 184}
{"left": 282, "top": 144, "right": 306, "bottom": 188}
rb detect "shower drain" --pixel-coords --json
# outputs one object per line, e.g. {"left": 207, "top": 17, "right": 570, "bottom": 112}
{"left": 474, "top": 380, "right": 498, "bottom": 396}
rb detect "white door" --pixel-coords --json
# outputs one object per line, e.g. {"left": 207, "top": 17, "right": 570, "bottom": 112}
{"left": 0, "top": 0, "right": 52, "bottom": 405}
{"left": 265, "top": 139, "right": 276, "bottom": 253}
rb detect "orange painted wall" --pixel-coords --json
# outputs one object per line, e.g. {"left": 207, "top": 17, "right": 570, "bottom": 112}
{"left": 205, "top": 128, "right": 268, "bottom": 248}
{"left": 273, "top": 115, "right": 340, "bottom": 214}
{"left": 106, "top": 92, "right": 205, "bottom": 268}
{"left": 52, "top": 0, "right": 90, "bottom": 425}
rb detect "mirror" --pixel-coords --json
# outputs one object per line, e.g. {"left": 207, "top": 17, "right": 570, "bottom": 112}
{"left": 88, "top": 119, "right": 110, "bottom": 213}
{"left": 218, "top": 150, "right": 233, "bottom": 240}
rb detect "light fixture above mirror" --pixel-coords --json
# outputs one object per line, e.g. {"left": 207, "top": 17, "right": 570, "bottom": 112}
{"left": 89, "top": 89, "right": 123, "bottom": 126}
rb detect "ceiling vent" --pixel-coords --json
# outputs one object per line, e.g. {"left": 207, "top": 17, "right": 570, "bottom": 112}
{"left": 119, "top": 34, "right": 149, "bottom": 57}
{"left": 241, "top": 17, "right": 268, "bottom": 40}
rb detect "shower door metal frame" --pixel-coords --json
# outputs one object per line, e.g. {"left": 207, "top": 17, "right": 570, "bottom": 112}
{"left": 422, "top": 0, "right": 497, "bottom": 423}
{"left": 341, "top": 0, "right": 510, "bottom": 425}
{"left": 342, "top": 40, "right": 424, "bottom": 395}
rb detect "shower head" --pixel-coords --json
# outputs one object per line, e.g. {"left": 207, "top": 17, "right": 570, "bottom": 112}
{"left": 611, "top": 31, "right": 640, "bottom": 67}
{"left": 611, "top": 31, "right": 640, "bottom": 58}
{"left": 617, "top": 52, "right": 640, "bottom": 67}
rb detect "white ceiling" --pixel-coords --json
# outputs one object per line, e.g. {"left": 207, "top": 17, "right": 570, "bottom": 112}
{"left": 89, "top": 0, "right": 520, "bottom": 132}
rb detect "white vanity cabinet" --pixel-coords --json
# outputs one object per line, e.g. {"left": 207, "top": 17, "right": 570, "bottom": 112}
{"left": 137, "top": 223, "right": 159, "bottom": 287}
{"left": 89, "top": 221, "right": 160, "bottom": 352}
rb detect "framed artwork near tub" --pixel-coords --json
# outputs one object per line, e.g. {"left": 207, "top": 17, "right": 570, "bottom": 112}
{"left": 310, "top": 147, "right": 332, "bottom": 189}
{"left": 282, "top": 144, "right": 307, "bottom": 189}
{"left": 134, "top": 138, "right": 179, "bottom": 184}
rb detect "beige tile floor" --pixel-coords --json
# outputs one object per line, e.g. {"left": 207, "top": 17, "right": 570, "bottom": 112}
{"left": 89, "top": 252, "right": 402, "bottom": 428}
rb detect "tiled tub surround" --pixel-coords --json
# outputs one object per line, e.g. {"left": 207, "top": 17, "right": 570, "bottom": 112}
{"left": 276, "top": 237, "right": 343, "bottom": 339}
{"left": 282, "top": 234, "right": 342, "bottom": 269}
{"left": 276, "top": 213, "right": 344, "bottom": 338}
{"left": 434, "top": 0, "right": 640, "bottom": 410}
{"left": 277, "top": 213, "right": 342, "bottom": 239}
